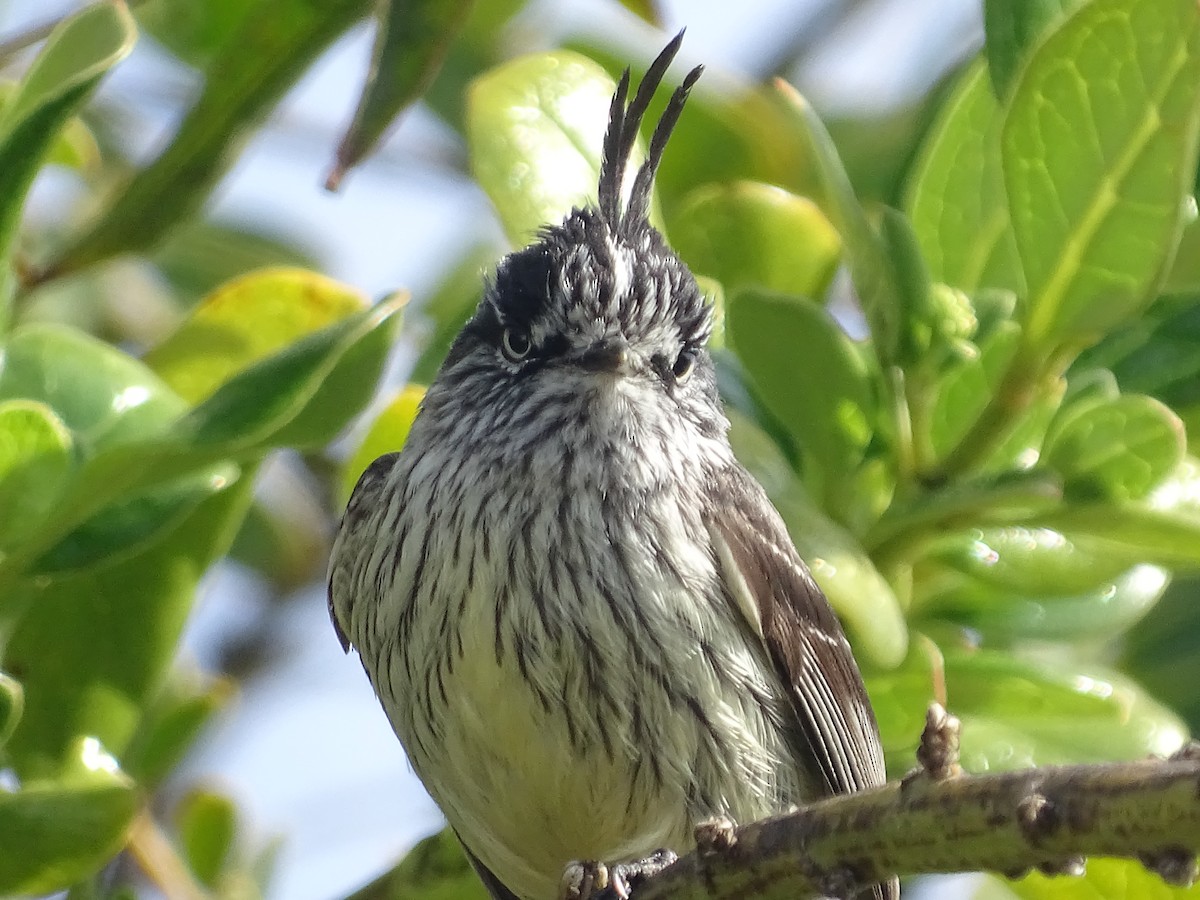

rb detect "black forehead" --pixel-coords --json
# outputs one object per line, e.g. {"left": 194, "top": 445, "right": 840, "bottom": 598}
{"left": 489, "top": 207, "right": 709, "bottom": 342}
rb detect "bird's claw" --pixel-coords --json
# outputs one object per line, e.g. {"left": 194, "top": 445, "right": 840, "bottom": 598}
{"left": 559, "top": 849, "right": 678, "bottom": 900}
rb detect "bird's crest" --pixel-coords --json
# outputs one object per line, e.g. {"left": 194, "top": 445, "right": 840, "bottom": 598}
{"left": 597, "top": 31, "right": 703, "bottom": 236}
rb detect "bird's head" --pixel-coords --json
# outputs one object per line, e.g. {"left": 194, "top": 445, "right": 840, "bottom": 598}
{"left": 427, "top": 34, "right": 723, "bottom": 456}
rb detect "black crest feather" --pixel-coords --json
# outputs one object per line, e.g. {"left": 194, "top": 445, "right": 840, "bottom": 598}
{"left": 597, "top": 31, "right": 703, "bottom": 236}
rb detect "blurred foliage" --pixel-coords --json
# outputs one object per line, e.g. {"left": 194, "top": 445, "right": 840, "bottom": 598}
{"left": 0, "top": 0, "right": 1198, "bottom": 898}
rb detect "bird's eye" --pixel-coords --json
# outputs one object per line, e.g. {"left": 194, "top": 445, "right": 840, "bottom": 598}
{"left": 501, "top": 327, "right": 532, "bottom": 362}
{"left": 672, "top": 347, "right": 696, "bottom": 382}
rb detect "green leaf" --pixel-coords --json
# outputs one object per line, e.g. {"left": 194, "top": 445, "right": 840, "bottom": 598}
{"left": 144, "top": 266, "right": 369, "bottom": 404}
{"left": 0, "top": 323, "right": 187, "bottom": 452}
{"left": 0, "top": 671, "right": 23, "bottom": 748}
{"left": 727, "top": 288, "right": 876, "bottom": 508}
{"left": 179, "top": 291, "right": 407, "bottom": 452}
{"left": 906, "top": 62, "right": 1023, "bottom": 295}
{"left": 1123, "top": 572, "right": 1200, "bottom": 733}
{"left": 0, "top": 1, "right": 135, "bottom": 320}
{"left": 0, "top": 82, "right": 101, "bottom": 174}
{"left": 1042, "top": 394, "right": 1185, "bottom": 502}
{"left": 339, "top": 384, "right": 424, "bottom": 506}
{"left": 40, "top": 0, "right": 373, "bottom": 280}
{"left": 945, "top": 650, "right": 1188, "bottom": 772}
{"left": 326, "top": 0, "right": 476, "bottom": 189}
{"left": 867, "top": 469, "right": 1064, "bottom": 561}
{"left": 1005, "top": 0, "right": 1200, "bottom": 346}
{"left": 1162, "top": 212, "right": 1200, "bottom": 295}
{"left": 724, "top": 290, "right": 878, "bottom": 508}
{"left": 768, "top": 80, "right": 902, "bottom": 368}
{"left": 0, "top": 737, "right": 138, "bottom": 895}
{"left": 122, "top": 671, "right": 235, "bottom": 787}
{"left": 3, "top": 476, "right": 255, "bottom": 773}
{"left": 670, "top": 181, "right": 841, "bottom": 302}
{"left": 1037, "top": 458, "right": 1200, "bottom": 569}
{"left": 923, "top": 526, "right": 1141, "bottom": 596}
{"left": 863, "top": 641, "right": 942, "bottom": 774}
{"left": 0, "top": 400, "right": 73, "bottom": 549}
{"left": 344, "top": 829, "right": 490, "bottom": 900}
{"left": 0, "top": 295, "right": 404, "bottom": 582}
{"left": 728, "top": 410, "right": 908, "bottom": 668}
{"left": 134, "top": 0, "right": 256, "bottom": 69}
{"left": 983, "top": 0, "right": 1083, "bottom": 98}
{"left": 177, "top": 789, "right": 237, "bottom": 888}
{"left": 467, "top": 50, "right": 621, "bottom": 245}
{"left": 926, "top": 291, "right": 1022, "bottom": 460}
{"left": 1009, "top": 857, "right": 1200, "bottom": 899}
{"left": 1073, "top": 293, "right": 1200, "bottom": 447}
{"left": 918, "top": 559, "right": 1168, "bottom": 643}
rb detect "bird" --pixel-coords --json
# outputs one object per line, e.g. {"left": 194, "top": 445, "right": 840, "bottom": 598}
{"left": 328, "top": 31, "right": 896, "bottom": 900}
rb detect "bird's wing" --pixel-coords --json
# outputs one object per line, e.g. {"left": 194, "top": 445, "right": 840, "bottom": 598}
{"left": 459, "top": 837, "right": 523, "bottom": 900}
{"left": 327, "top": 451, "right": 400, "bottom": 653}
{"left": 706, "top": 464, "right": 887, "bottom": 798}
{"left": 708, "top": 466, "right": 898, "bottom": 899}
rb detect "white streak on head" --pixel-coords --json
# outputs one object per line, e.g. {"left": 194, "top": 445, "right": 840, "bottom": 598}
{"left": 608, "top": 234, "right": 632, "bottom": 312}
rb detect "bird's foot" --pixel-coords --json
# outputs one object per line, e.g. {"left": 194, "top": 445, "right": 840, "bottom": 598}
{"left": 559, "top": 849, "right": 678, "bottom": 900}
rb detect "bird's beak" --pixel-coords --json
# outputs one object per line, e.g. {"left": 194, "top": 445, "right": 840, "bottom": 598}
{"left": 577, "top": 338, "right": 634, "bottom": 375}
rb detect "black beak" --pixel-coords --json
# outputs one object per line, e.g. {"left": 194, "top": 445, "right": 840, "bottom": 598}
{"left": 577, "top": 339, "right": 633, "bottom": 374}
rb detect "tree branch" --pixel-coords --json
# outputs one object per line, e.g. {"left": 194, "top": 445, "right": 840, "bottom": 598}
{"left": 625, "top": 705, "right": 1200, "bottom": 899}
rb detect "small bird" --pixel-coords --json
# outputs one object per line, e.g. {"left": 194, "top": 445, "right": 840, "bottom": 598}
{"left": 329, "top": 32, "right": 896, "bottom": 900}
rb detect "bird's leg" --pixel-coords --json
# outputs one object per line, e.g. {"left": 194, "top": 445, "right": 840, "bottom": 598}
{"left": 559, "top": 849, "right": 678, "bottom": 900}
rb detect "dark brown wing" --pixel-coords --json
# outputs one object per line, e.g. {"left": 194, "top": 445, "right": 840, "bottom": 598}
{"left": 707, "top": 465, "right": 898, "bottom": 899}
{"left": 458, "top": 836, "right": 521, "bottom": 900}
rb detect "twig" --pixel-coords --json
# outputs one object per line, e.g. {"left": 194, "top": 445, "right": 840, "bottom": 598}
{"left": 627, "top": 704, "right": 1200, "bottom": 899}
{"left": 127, "top": 808, "right": 211, "bottom": 900}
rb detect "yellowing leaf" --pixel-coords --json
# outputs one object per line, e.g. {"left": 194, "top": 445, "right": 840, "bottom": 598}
{"left": 145, "top": 267, "right": 369, "bottom": 404}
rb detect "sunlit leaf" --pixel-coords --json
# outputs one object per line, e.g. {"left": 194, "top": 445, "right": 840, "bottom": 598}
{"left": 144, "top": 266, "right": 369, "bottom": 404}
{"left": 671, "top": 181, "right": 841, "bottom": 302}
{"left": 1005, "top": 0, "right": 1200, "bottom": 345}
{"left": 1037, "top": 458, "right": 1200, "bottom": 569}
{"left": 0, "top": 671, "right": 22, "bottom": 748}
{"left": 0, "top": 323, "right": 186, "bottom": 452}
{"left": 983, "top": 0, "right": 1084, "bottom": 98}
{"left": 468, "top": 50, "right": 621, "bottom": 245}
{"left": 0, "top": 295, "right": 404, "bottom": 582}
{"left": 0, "top": 736, "right": 138, "bottom": 895}
{"left": 3, "top": 477, "right": 254, "bottom": 774}
{"left": 1009, "top": 856, "right": 1200, "bottom": 899}
{"left": 0, "top": 400, "right": 73, "bottom": 549}
{"left": 946, "top": 651, "right": 1187, "bottom": 772}
{"left": 1042, "top": 394, "right": 1185, "bottom": 503}
{"left": 151, "top": 219, "right": 322, "bottom": 307}
{"left": 906, "top": 62, "right": 1023, "bottom": 295}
